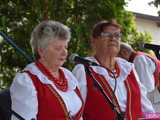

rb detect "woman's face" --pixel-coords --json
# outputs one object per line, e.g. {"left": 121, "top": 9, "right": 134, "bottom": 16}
{"left": 39, "top": 39, "right": 68, "bottom": 69}
{"left": 118, "top": 48, "right": 130, "bottom": 61}
{"left": 92, "top": 25, "right": 121, "bottom": 57}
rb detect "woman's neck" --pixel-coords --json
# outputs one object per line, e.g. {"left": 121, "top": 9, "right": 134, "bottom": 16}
{"left": 95, "top": 54, "right": 116, "bottom": 70}
{"left": 39, "top": 59, "right": 59, "bottom": 78}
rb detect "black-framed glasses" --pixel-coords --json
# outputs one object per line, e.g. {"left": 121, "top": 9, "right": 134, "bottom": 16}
{"left": 101, "top": 32, "right": 122, "bottom": 39}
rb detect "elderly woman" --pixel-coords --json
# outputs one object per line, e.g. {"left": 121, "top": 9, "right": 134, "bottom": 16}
{"left": 72, "top": 20, "right": 154, "bottom": 120}
{"left": 119, "top": 42, "right": 160, "bottom": 112}
{"left": 10, "top": 20, "right": 84, "bottom": 120}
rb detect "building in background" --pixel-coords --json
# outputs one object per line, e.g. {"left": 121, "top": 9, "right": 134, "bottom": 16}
{"left": 134, "top": 12, "right": 160, "bottom": 112}
{"left": 134, "top": 12, "right": 160, "bottom": 45}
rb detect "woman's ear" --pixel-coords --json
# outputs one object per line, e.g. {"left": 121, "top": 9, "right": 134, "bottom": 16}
{"left": 90, "top": 37, "right": 100, "bottom": 55}
{"left": 37, "top": 48, "right": 44, "bottom": 58}
{"left": 90, "top": 37, "right": 97, "bottom": 49}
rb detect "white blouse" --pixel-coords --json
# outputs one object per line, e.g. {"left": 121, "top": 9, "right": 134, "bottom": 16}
{"left": 72, "top": 57, "right": 154, "bottom": 112}
{"left": 133, "top": 55, "right": 156, "bottom": 92}
{"left": 10, "top": 63, "right": 82, "bottom": 120}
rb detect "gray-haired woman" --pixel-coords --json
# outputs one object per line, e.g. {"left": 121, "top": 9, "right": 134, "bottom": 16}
{"left": 10, "top": 20, "right": 84, "bottom": 120}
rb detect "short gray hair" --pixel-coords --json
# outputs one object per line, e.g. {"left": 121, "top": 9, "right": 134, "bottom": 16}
{"left": 120, "top": 42, "right": 134, "bottom": 54}
{"left": 30, "top": 20, "right": 71, "bottom": 59}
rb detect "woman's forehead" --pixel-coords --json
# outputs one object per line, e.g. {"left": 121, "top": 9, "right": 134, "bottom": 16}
{"left": 49, "top": 39, "right": 68, "bottom": 46}
{"left": 103, "top": 25, "right": 121, "bottom": 32}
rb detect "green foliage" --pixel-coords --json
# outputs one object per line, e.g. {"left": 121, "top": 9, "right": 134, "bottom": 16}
{"left": 0, "top": 0, "right": 152, "bottom": 89}
{"left": 127, "top": 32, "right": 152, "bottom": 51}
{"left": 119, "top": 11, "right": 152, "bottom": 51}
{"left": 149, "top": 0, "right": 160, "bottom": 15}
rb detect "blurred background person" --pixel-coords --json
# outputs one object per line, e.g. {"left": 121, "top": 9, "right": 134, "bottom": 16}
{"left": 119, "top": 42, "right": 160, "bottom": 112}
{"left": 10, "top": 20, "right": 84, "bottom": 120}
{"left": 72, "top": 20, "right": 154, "bottom": 120}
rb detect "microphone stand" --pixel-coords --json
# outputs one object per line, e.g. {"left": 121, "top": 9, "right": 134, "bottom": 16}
{"left": 0, "top": 32, "right": 33, "bottom": 63}
{"left": 0, "top": 32, "right": 34, "bottom": 120}
{"left": 84, "top": 64, "right": 124, "bottom": 120}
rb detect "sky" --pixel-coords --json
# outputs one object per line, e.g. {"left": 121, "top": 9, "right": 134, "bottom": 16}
{"left": 125, "top": 0, "right": 159, "bottom": 16}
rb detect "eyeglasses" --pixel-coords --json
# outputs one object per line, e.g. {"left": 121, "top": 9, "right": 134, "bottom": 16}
{"left": 100, "top": 32, "right": 122, "bottom": 39}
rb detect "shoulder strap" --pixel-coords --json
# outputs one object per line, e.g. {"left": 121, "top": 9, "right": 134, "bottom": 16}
{"left": 11, "top": 110, "right": 25, "bottom": 120}
{"left": 84, "top": 65, "right": 124, "bottom": 119}
{"left": 73, "top": 87, "right": 84, "bottom": 120}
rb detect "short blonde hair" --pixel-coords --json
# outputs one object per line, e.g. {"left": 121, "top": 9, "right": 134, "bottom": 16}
{"left": 30, "top": 20, "right": 71, "bottom": 59}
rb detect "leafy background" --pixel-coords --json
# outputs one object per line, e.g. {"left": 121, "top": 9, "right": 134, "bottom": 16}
{"left": 0, "top": 0, "right": 158, "bottom": 89}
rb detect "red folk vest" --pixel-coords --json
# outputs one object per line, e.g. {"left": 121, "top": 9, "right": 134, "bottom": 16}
{"left": 24, "top": 70, "right": 84, "bottom": 120}
{"left": 83, "top": 67, "right": 143, "bottom": 120}
{"left": 129, "top": 51, "right": 160, "bottom": 88}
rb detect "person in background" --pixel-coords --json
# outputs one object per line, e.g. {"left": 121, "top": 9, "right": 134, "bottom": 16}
{"left": 119, "top": 42, "right": 160, "bottom": 112}
{"left": 72, "top": 20, "right": 154, "bottom": 120}
{"left": 10, "top": 20, "right": 84, "bottom": 120}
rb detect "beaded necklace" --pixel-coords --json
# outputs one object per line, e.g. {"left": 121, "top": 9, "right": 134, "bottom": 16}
{"left": 35, "top": 61, "right": 68, "bottom": 92}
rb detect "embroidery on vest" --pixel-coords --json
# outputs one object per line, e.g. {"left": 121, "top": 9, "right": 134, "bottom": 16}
{"left": 125, "top": 80, "right": 132, "bottom": 120}
{"left": 24, "top": 70, "right": 84, "bottom": 120}
{"left": 87, "top": 67, "right": 123, "bottom": 119}
{"left": 24, "top": 70, "right": 71, "bottom": 120}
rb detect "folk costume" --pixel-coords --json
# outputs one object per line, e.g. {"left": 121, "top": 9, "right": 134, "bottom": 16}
{"left": 10, "top": 61, "right": 84, "bottom": 120}
{"left": 129, "top": 51, "right": 160, "bottom": 112}
{"left": 73, "top": 57, "right": 154, "bottom": 120}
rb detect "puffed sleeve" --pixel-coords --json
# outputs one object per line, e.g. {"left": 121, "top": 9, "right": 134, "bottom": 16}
{"left": 133, "top": 68, "right": 155, "bottom": 112}
{"left": 134, "top": 55, "right": 155, "bottom": 92}
{"left": 10, "top": 72, "right": 38, "bottom": 120}
{"left": 72, "top": 64, "right": 87, "bottom": 102}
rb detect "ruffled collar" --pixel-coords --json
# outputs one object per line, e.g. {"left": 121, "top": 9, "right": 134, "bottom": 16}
{"left": 85, "top": 57, "right": 133, "bottom": 82}
{"left": 24, "top": 62, "right": 77, "bottom": 91}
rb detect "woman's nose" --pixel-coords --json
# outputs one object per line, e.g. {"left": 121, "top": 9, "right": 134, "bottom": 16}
{"left": 110, "top": 35, "right": 121, "bottom": 41}
{"left": 62, "top": 48, "right": 68, "bottom": 56}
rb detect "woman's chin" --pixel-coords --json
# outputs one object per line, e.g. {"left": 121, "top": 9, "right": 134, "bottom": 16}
{"left": 57, "top": 62, "right": 65, "bottom": 67}
{"left": 107, "top": 49, "right": 119, "bottom": 56}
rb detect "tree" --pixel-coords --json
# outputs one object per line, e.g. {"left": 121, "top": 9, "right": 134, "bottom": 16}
{"left": 0, "top": 0, "right": 152, "bottom": 89}
{"left": 149, "top": 0, "right": 160, "bottom": 16}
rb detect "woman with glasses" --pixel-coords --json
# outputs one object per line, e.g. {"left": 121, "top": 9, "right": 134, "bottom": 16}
{"left": 10, "top": 20, "right": 84, "bottom": 120}
{"left": 72, "top": 20, "right": 154, "bottom": 120}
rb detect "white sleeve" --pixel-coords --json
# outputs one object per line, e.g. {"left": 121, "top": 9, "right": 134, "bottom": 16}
{"left": 10, "top": 72, "right": 38, "bottom": 120}
{"left": 72, "top": 64, "right": 87, "bottom": 102}
{"left": 134, "top": 55, "right": 155, "bottom": 92}
{"left": 133, "top": 68, "right": 155, "bottom": 112}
